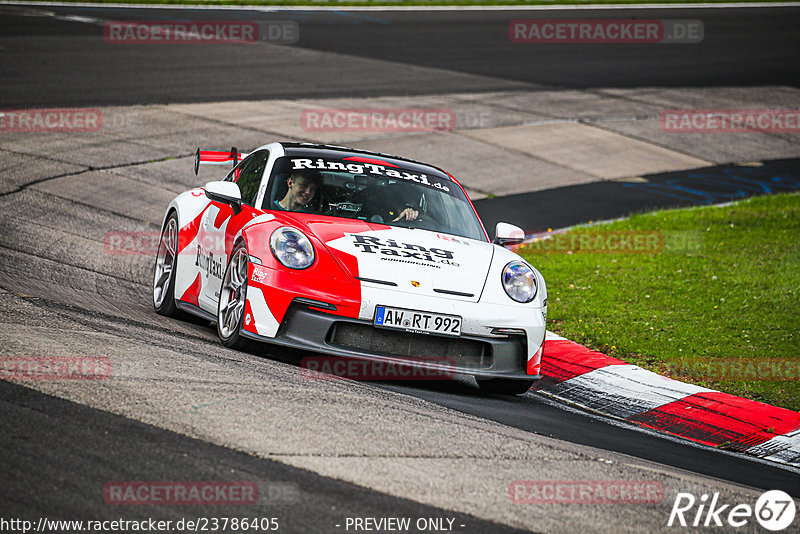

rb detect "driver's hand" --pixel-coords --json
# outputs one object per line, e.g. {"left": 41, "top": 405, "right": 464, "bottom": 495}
{"left": 392, "top": 207, "right": 419, "bottom": 222}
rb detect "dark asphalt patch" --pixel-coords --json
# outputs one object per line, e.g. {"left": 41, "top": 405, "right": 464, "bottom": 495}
{"left": 474, "top": 158, "right": 800, "bottom": 237}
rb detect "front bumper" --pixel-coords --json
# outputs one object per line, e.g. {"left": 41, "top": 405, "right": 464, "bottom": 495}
{"left": 241, "top": 302, "right": 540, "bottom": 380}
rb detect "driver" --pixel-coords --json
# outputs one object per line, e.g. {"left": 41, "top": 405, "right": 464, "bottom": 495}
{"left": 274, "top": 169, "right": 323, "bottom": 212}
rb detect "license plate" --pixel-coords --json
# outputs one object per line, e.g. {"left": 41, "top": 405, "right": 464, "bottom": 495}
{"left": 374, "top": 306, "right": 461, "bottom": 337}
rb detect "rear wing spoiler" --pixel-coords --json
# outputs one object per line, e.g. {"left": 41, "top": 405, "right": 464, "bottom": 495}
{"left": 194, "top": 147, "right": 250, "bottom": 175}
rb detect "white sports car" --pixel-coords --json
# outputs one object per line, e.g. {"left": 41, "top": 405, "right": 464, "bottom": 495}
{"left": 153, "top": 142, "right": 546, "bottom": 394}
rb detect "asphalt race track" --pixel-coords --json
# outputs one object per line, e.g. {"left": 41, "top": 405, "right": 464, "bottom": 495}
{"left": 0, "top": 380, "right": 527, "bottom": 534}
{"left": 0, "top": 4, "right": 799, "bottom": 106}
{"left": 1, "top": 4, "right": 799, "bottom": 533}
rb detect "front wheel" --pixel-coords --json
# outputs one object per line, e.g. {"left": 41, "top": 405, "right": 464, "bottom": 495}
{"left": 217, "top": 244, "right": 252, "bottom": 350}
{"left": 476, "top": 378, "right": 534, "bottom": 395}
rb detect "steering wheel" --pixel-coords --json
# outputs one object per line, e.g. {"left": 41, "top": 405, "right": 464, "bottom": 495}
{"left": 315, "top": 186, "right": 339, "bottom": 215}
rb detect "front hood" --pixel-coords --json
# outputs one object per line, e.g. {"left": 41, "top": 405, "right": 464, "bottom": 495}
{"left": 318, "top": 223, "right": 494, "bottom": 302}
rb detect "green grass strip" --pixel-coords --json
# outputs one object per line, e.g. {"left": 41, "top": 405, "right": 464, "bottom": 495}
{"left": 519, "top": 192, "right": 800, "bottom": 412}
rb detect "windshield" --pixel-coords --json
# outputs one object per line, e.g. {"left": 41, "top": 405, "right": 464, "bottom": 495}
{"left": 264, "top": 156, "right": 487, "bottom": 241}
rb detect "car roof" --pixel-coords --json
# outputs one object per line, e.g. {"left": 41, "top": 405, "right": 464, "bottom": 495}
{"left": 279, "top": 142, "right": 454, "bottom": 181}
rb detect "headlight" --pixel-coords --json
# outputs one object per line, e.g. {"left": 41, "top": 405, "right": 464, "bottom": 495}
{"left": 270, "top": 227, "right": 315, "bottom": 269}
{"left": 502, "top": 261, "right": 537, "bottom": 303}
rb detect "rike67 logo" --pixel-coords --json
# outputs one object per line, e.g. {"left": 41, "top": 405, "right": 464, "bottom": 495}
{"left": 668, "top": 490, "right": 796, "bottom": 531}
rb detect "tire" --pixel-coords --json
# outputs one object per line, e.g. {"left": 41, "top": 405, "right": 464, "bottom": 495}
{"left": 476, "top": 378, "right": 534, "bottom": 395}
{"left": 217, "top": 243, "right": 252, "bottom": 351}
{"left": 153, "top": 212, "right": 181, "bottom": 317}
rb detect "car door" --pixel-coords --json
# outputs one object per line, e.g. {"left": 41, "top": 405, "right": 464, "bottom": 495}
{"left": 197, "top": 149, "right": 270, "bottom": 312}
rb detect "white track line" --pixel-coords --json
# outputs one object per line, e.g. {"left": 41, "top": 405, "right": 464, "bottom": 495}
{"left": 1, "top": 1, "right": 799, "bottom": 11}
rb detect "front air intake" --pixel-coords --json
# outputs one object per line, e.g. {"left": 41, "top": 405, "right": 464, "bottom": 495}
{"left": 327, "top": 322, "right": 491, "bottom": 369}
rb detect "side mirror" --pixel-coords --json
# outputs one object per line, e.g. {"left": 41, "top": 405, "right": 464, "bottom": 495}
{"left": 204, "top": 181, "right": 242, "bottom": 214}
{"left": 493, "top": 222, "right": 524, "bottom": 247}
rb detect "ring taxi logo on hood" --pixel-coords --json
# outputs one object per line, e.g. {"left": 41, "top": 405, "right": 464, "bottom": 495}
{"left": 291, "top": 158, "right": 451, "bottom": 192}
{"left": 350, "top": 234, "right": 458, "bottom": 266}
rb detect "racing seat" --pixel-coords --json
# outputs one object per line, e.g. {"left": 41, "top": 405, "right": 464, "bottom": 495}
{"left": 269, "top": 176, "right": 289, "bottom": 210}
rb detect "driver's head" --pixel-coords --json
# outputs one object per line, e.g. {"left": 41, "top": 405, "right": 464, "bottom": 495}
{"left": 286, "top": 169, "right": 322, "bottom": 206}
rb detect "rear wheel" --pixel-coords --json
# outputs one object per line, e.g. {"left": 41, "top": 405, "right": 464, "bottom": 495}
{"left": 476, "top": 378, "right": 534, "bottom": 395}
{"left": 217, "top": 243, "right": 251, "bottom": 350}
{"left": 153, "top": 213, "right": 180, "bottom": 317}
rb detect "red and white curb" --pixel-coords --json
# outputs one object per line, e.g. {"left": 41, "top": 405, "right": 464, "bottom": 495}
{"left": 534, "top": 332, "right": 800, "bottom": 468}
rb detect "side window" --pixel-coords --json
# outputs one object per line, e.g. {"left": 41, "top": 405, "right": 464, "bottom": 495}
{"left": 225, "top": 150, "right": 269, "bottom": 207}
